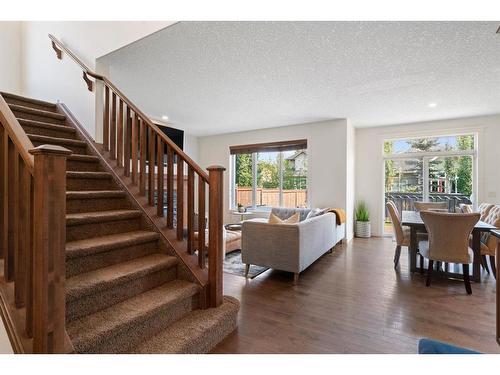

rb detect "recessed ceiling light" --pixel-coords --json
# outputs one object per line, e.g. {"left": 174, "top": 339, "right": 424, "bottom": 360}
{"left": 428, "top": 102, "right": 437, "bottom": 108}
{"left": 161, "top": 115, "right": 169, "bottom": 121}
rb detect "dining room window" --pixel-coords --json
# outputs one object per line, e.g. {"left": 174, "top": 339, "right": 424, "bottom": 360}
{"left": 230, "top": 140, "right": 308, "bottom": 210}
{"left": 383, "top": 133, "right": 477, "bottom": 235}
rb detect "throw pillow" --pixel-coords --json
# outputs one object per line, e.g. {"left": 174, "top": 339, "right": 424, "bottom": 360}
{"left": 306, "top": 208, "right": 328, "bottom": 220}
{"left": 268, "top": 212, "right": 300, "bottom": 224}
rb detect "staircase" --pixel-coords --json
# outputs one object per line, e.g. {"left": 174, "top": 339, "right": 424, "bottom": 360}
{"left": 0, "top": 91, "right": 238, "bottom": 353}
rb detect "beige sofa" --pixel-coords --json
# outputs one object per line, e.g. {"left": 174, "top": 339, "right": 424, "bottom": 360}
{"left": 241, "top": 207, "right": 344, "bottom": 284}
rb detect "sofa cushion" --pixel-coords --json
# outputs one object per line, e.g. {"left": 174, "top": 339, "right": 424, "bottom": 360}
{"left": 271, "top": 207, "right": 311, "bottom": 222}
{"left": 268, "top": 212, "right": 300, "bottom": 224}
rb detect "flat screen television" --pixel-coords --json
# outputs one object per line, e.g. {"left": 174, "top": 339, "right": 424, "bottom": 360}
{"left": 155, "top": 123, "right": 184, "bottom": 151}
{"left": 148, "top": 122, "right": 184, "bottom": 165}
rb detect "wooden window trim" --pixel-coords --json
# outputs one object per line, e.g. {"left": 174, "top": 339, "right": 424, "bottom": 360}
{"left": 229, "top": 139, "right": 307, "bottom": 155}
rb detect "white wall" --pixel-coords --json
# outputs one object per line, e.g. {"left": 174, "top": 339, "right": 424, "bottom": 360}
{"left": 20, "top": 21, "right": 173, "bottom": 138}
{"left": 0, "top": 22, "right": 22, "bottom": 94}
{"left": 198, "top": 119, "right": 355, "bottom": 240}
{"left": 356, "top": 114, "right": 500, "bottom": 237}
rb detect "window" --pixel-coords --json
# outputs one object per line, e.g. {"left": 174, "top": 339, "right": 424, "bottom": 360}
{"left": 383, "top": 133, "right": 476, "bottom": 235}
{"left": 230, "top": 140, "right": 308, "bottom": 210}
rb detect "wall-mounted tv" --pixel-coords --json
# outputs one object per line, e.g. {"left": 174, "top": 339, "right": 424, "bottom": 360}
{"left": 154, "top": 123, "right": 184, "bottom": 152}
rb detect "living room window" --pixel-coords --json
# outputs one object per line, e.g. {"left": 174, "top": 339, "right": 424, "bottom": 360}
{"left": 230, "top": 140, "right": 308, "bottom": 210}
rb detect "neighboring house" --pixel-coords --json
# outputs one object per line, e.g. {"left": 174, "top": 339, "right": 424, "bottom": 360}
{"left": 285, "top": 150, "right": 308, "bottom": 175}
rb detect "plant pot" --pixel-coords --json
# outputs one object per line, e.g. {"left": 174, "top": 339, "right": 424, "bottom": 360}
{"left": 356, "top": 221, "right": 371, "bottom": 238}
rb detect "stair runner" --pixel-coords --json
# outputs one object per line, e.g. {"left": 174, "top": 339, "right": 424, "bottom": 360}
{"left": 1, "top": 92, "right": 238, "bottom": 354}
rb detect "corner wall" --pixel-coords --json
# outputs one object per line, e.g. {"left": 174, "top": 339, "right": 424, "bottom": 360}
{"left": 198, "top": 119, "right": 355, "bottom": 240}
{"left": 20, "top": 21, "right": 173, "bottom": 138}
{"left": 355, "top": 114, "right": 500, "bottom": 237}
{"left": 0, "top": 22, "right": 22, "bottom": 94}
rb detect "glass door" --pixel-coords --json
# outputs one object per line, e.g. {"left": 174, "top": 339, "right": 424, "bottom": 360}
{"left": 384, "top": 158, "right": 423, "bottom": 235}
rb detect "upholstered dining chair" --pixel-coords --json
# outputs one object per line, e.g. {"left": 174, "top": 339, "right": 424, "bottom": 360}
{"left": 386, "top": 201, "right": 426, "bottom": 269}
{"left": 459, "top": 203, "right": 473, "bottom": 214}
{"left": 478, "top": 205, "right": 499, "bottom": 278}
{"left": 419, "top": 211, "right": 480, "bottom": 294}
{"left": 414, "top": 201, "right": 448, "bottom": 212}
{"left": 477, "top": 203, "right": 494, "bottom": 221}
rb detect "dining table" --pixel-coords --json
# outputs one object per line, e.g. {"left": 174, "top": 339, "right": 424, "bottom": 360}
{"left": 401, "top": 210, "right": 497, "bottom": 283}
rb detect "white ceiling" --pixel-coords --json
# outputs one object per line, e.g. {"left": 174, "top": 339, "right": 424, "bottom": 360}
{"left": 100, "top": 21, "right": 500, "bottom": 136}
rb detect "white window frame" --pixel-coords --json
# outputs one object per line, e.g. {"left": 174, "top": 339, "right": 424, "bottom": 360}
{"left": 382, "top": 133, "right": 478, "bottom": 235}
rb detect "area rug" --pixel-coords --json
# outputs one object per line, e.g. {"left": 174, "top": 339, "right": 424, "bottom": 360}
{"left": 224, "top": 250, "right": 269, "bottom": 279}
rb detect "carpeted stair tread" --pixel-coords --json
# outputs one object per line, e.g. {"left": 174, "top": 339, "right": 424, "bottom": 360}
{"left": 27, "top": 133, "right": 87, "bottom": 148}
{"left": 66, "top": 230, "right": 159, "bottom": 259}
{"left": 67, "top": 171, "right": 113, "bottom": 179}
{"left": 19, "top": 118, "right": 75, "bottom": 132}
{"left": 67, "top": 280, "right": 199, "bottom": 352}
{"left": 66, "top": 190, "right": 126, "bottom": 199}
{"left": 67, "top": 154, "right": 100, "bottom": 163}
{"left": 66, "top": 253, "right": 178, "bottom": 302}
{"left": 1, "top": 92, "right": 57, "bottom": 111}
{"left": 131, "top": 296, "right": 240, "bottom": 354}
{"left": 8, "top": 103, "right": 66, "bottom": 120}
{"left": 66, "top": 209, "right": 141, "bottom": 226}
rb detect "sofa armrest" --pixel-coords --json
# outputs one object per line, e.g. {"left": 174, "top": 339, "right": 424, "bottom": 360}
{"left": 296, "top": 213, "right": 336, "bottom": 270}
{"left": 241, "top": 220, "right": 300, "bottom": 272}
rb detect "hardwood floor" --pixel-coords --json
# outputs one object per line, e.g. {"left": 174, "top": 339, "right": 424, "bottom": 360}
{"left": 212, "top": 237, "right": 499, "bottom": 354}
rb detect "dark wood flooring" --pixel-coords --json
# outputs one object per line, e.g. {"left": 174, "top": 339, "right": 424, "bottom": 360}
{"left": 212, "top": 237, "right": 499, "bottom": 353}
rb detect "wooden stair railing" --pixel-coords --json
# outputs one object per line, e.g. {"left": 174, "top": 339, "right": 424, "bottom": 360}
{"left": 0, "top": 94, "right": 71, "bottom": 353}
{"left": 49, "top": 34, "right": 225, "bottom": 308}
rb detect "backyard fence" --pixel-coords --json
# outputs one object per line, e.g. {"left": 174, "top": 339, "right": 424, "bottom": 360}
{"left": 236, "top": 187, "right": 307, "bottom": 208}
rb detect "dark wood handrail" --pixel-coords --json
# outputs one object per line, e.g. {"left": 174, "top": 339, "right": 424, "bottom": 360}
{"left": 48, "top": 34, "right": 208, "bottom": 182}
{"left": 0, "top": 95, "right": 34, "bottom": 173}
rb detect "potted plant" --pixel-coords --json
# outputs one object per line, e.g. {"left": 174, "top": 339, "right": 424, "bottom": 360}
{"left": 355, "top": 201, "right": 371, "bottom": 238}
{"left": 237, "top": 203, "right": 246, "bottom": 213}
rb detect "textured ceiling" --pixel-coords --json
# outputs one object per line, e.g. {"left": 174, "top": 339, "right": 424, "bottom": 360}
{"left": 100, "top": 21, "right": 500, "bottom": 136}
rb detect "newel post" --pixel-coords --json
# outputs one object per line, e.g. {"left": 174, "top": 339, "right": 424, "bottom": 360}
{"left": 207, "top": 165, "right": 225, "bottom": 308}
{"left": 29, "top": 145, "right": 71, "bottom": 353}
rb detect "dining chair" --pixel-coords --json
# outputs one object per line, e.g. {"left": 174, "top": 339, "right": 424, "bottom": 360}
{"left": 479, "top": 205, "right": 499, "bottom": 278}
{"left": 478, "top": 203, "right": 494, "bottom": 220}
{"left": 414, "top": 201, "right": 448, "bottom": 212}
{"left": 386, "top": 201, "right": 426, "bottom": 269}
{"left": 419, "top": 211, "right": 480, "bottom": 294}
{"left": 459, "top": 203, "right": 472, "bottom": 214}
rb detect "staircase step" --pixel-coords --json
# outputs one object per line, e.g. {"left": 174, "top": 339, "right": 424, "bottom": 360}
{"left": 66, "top": 210, "right": 145, "bottom": 251}
{"left": 66, "top": 190, "right": 130, "bottom": 213}
{"left": 67, "top": 171, "right": 117, "bottom": 191}
{"left": 1, "top": 92, "right": 57, "bottom": 112}
{"left": 66, "top": 209, "right": 141, "bottom": 227}
{"left": 66, "top": 230, "right": 159, "bottom": 259}
{"left": 66, "top": 254, "right": 179, "bottom": 321}
{"left": 9, "top": 103, "right": 66, "bottom": 124}
{"left": 66, "top": 229, "right": 159, "bottom": 277}
{"left": 19, "top": 118, "right": 76, "bottom": 139}
{"left": 28, "top": 133, "right": 87, "bottom": 154}
{"left": 132, "top": 296, "right": 240, "bottom": 354}
{"left": 67, "top": 154, "right": 101, "bottom": 172}
{"left": 67, "top": 280, "right": 199, "bottom": 353}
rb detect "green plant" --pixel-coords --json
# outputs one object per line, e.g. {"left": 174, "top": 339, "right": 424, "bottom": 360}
{"left": 355, "top": 201, "right": 370, "bottom": 222}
